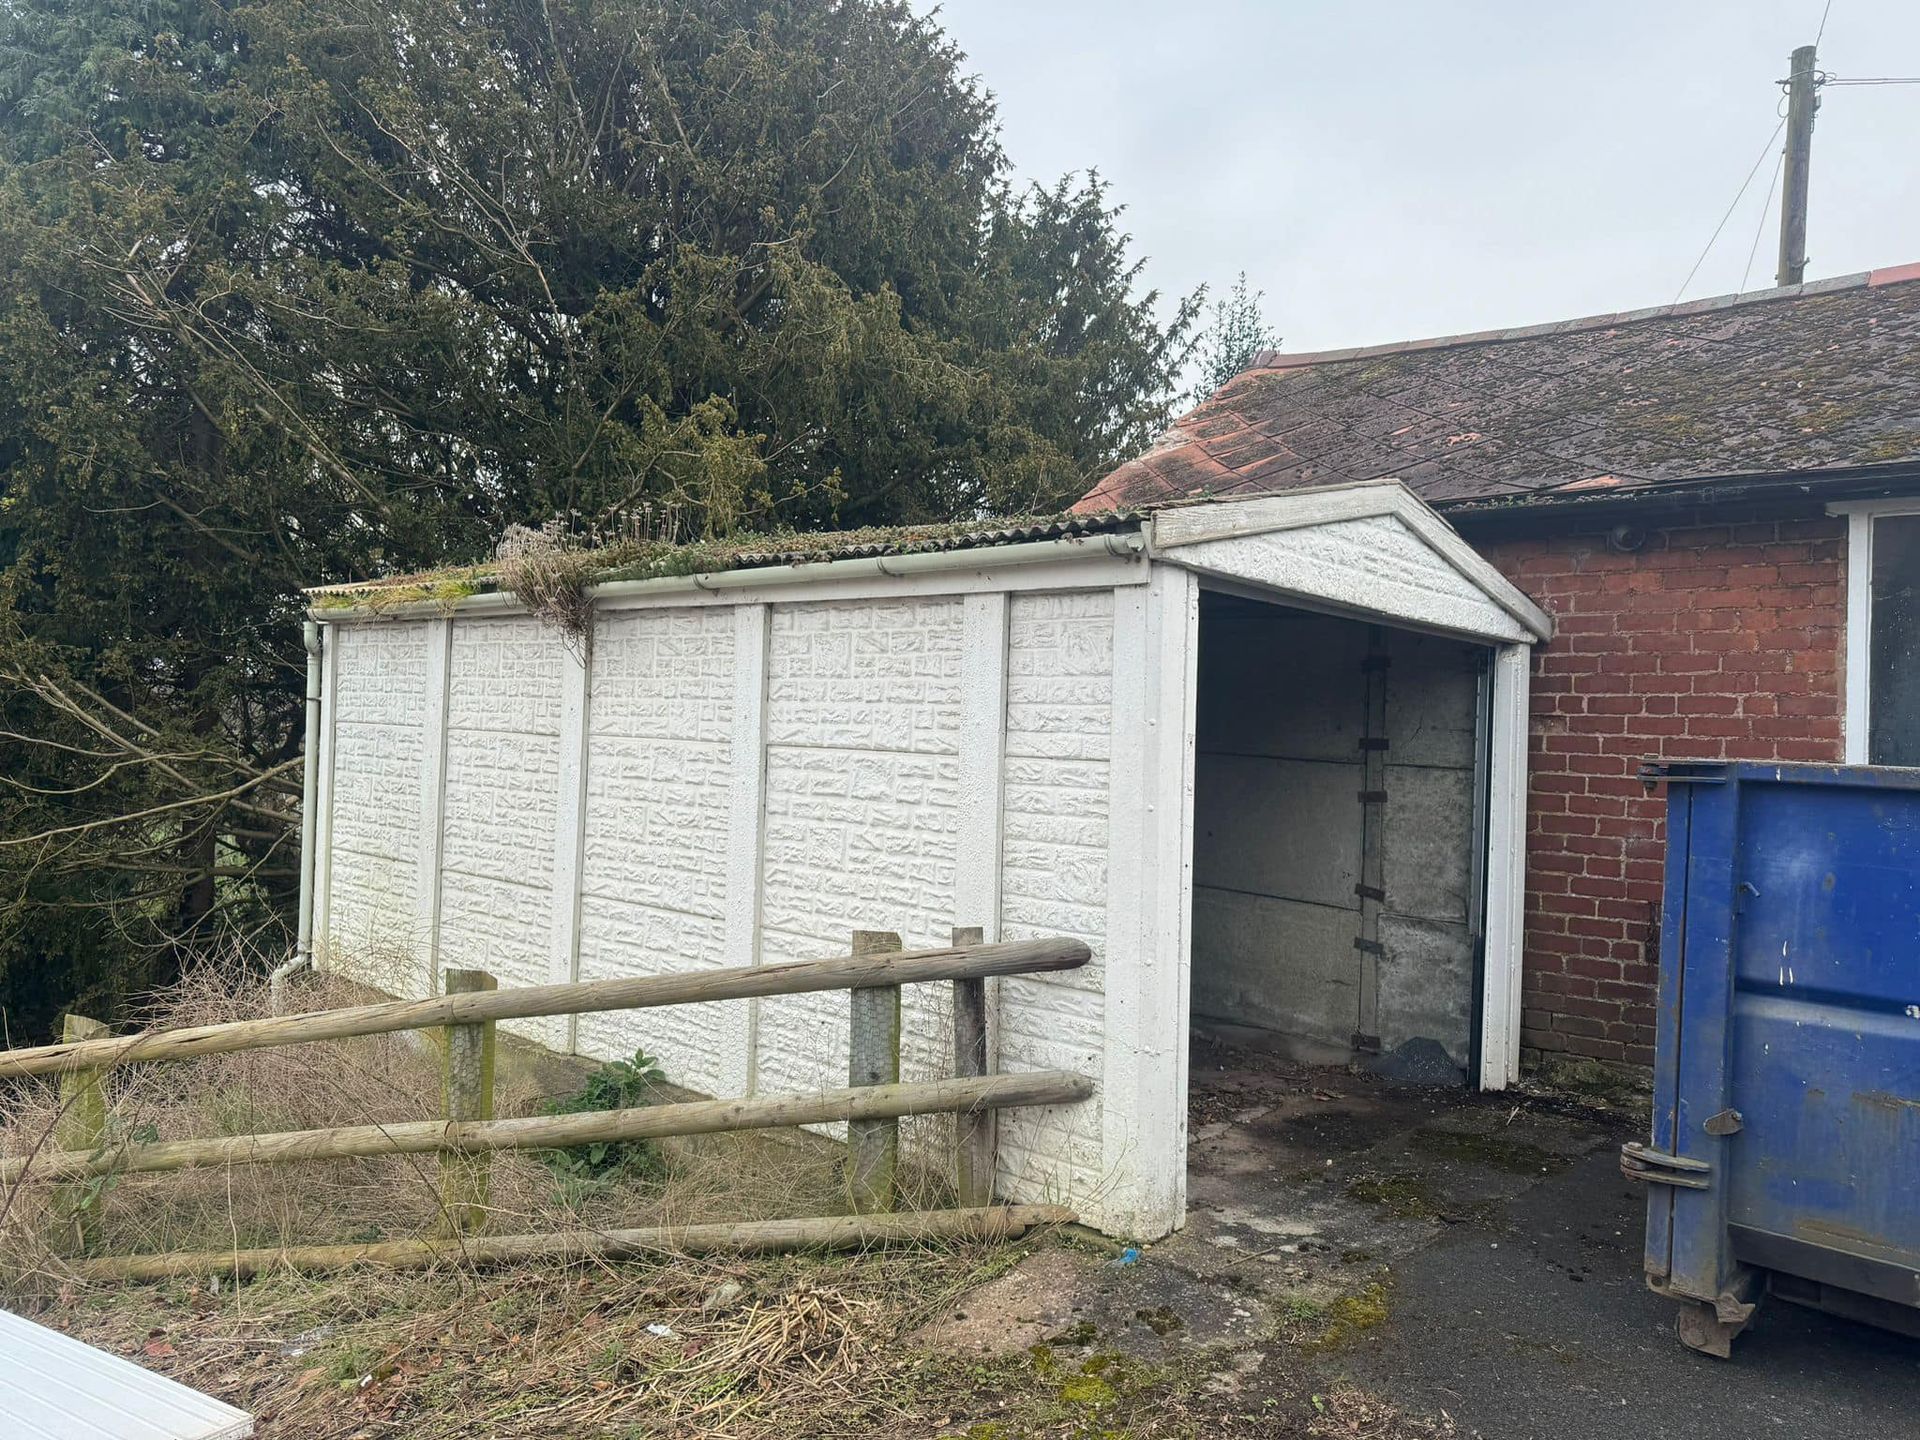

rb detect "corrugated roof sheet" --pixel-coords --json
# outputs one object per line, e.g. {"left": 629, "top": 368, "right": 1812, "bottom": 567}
{"left": 0, "top": 1307, "right": 253, "bottom": 1439}
{"left": 1076, "top": 264, "right": 1920, "bottom": 514}
{"left": 308, "top": 510, "right": 1144, "bottom": 599}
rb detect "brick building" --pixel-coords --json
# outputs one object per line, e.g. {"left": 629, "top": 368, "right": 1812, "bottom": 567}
{"left": 1079, "top": 264, "right": 1920, "bottom": 1072}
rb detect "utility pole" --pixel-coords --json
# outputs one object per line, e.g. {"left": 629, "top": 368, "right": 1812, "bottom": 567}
{"left": 1777, "top": 44, "right": 1820, "bottom": 287}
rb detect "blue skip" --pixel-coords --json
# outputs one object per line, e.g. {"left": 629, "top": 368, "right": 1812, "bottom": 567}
{"left": 1629, "top": 761, "right": 1920, "bottom": 1356}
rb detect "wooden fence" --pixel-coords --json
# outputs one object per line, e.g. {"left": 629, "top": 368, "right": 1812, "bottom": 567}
{"left": 0, "top": 930, "right": 1092, "bottom": 1277}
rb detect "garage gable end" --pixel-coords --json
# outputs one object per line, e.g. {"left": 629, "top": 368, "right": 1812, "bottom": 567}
{"left": 1146, "top": 480, "right": 1552, "bottom": 645}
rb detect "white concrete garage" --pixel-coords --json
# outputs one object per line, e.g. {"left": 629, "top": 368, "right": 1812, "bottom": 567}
{"left": 303, "top": 478, "right": 1549, "bottom": 1239}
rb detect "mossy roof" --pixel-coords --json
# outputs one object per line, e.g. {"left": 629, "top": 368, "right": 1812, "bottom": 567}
{"left": 306, "top": 509, "right": 1143, "bottom": 600}
{"left": 1076, "top": 263, "right": 1920, "bottom": 514}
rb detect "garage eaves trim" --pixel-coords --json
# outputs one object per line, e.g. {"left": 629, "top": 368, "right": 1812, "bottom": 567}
{"left": 1145, "top": 478, "right": 1555, "bottom": 643}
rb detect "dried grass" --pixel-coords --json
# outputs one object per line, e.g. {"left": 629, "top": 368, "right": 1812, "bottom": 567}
{"left": 1307, "top": 1383, "right": 1459, "bottom": 1439}
{"left": 0, "top": 965, "right": 1024, "bottom": 1436}
{"left": 495, "top": 521, "right": 605, "bottom": 644}
{"left": 33, "top": 1237, "right": 1013, "bottom": 1437}
{"left": 0, "top": 980, "right": 1459, "bottom": 1437}
{"left": 0, "top": 965, "right": 965, "bottom": 1288}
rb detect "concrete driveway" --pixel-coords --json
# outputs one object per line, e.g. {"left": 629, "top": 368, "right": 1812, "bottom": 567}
{"left": 1175, "top": 1036, "right": 1920, "bottom": 1439}
{"left": 936, "top": 1035, "right": 1920, "bottom": 1438}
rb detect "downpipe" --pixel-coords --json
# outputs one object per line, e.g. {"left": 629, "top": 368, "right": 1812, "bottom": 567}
{"left": 272, "top": 621, "right": 324, "bottom": 1014}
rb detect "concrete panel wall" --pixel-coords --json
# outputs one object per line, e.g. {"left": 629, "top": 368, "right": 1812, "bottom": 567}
{"left": 575, "top": 607, "right": 739, "bottom": 1094}
{"left": 755, "top": 597, "right": 966, "bottom": 1126}
{"left": 1191, "top": 610, "right": 1365, "bottom": 1044}
{"left": 1189, "top": 602, "right": 1484, "bottom": 1065}
{"left": 317, "top": 577, "right": 1144, "bottom": 1232}
{"left": 438, "top": 616, "right": 565, "bottom": 1046}
{"left": 1379, "top": 632, "right": 1484, "bottom": 1062}
{"left": 322, "top": 621, "right": 430, "bottom": 993}
{"left": 996, "top": 590, "right": 1113, "bottom": 1213}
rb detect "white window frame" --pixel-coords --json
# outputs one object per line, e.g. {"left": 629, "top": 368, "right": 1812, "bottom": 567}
{"left": 1830, "top": 498, "right": 1920, "bottom": 765}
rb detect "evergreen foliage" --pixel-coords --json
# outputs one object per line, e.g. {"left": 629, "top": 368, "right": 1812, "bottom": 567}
{"left": 1190, "top": 271, "right": 1279, "bottom": 403}
{"left": 0, "top": 0, "right": 1198, "bottom": 1037}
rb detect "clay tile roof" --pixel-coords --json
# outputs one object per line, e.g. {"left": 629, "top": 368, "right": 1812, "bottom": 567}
{"left": 1076, "top": 264, "right": 1920, "bottom": 514}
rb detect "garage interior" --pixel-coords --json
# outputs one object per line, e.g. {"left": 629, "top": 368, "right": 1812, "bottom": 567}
{"left": 1189, "top": 588, "right": 1492, "bottom": 1084}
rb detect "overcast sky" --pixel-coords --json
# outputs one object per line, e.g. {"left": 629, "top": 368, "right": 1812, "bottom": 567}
{"left": 926, "top": 1, "right": 1920, "bottom": 353}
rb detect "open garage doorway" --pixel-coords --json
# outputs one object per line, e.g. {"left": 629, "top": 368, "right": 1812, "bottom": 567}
{"left": 1189, "top": 590, "right": 1492, "bottom": 1084}
{"left": 1074, "top": 481, "right": 1550, "bottom": 1237}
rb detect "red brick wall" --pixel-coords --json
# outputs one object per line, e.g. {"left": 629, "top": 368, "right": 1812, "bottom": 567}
{"left": 1470, "top": 509, "right": 1847, "bottom": 1069}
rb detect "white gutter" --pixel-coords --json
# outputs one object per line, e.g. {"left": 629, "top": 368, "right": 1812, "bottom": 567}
{"left": 307, "top": 531, "right": 1147, "bottom": 622}
{"left": 273, "top": 620, "right": 324, "bottom": 1013}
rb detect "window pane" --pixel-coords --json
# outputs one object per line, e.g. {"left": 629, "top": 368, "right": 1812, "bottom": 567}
{"left": 1870, "top": 513, "right": 1920, "bottom": 766}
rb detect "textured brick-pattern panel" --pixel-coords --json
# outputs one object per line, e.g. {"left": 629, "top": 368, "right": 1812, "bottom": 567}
{"left": 438, "top": 617, "right": 563, "bottom": 1042}
{"left": 325, "top": 623, "right": 428, "bottom": 991}
{"left": 576, "top": 607, "right": 738, "bottom": 1094}
{"left": 756, "top": 599, "right": 965, "bottom": 1123}
{"left": 996, "top": 591, "right": 1112, "bottom": 1207}
{"left": 764, "top": 599, "right": 964, "bottom": 752}
{"left": 1474, "top": 508, "right": 1846, "bottom": 1069}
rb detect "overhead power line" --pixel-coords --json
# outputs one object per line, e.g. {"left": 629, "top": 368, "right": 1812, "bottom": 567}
{"left": 1672, "top": 116, "right": 1787, "bottom": 304}
{"left": 1740, "top": 149, "right": 1787, "bottom": 293}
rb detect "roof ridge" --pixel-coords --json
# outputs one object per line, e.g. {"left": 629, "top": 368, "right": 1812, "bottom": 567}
{"left": 1248, "top": 261, "right": 1920, "bottom": 372}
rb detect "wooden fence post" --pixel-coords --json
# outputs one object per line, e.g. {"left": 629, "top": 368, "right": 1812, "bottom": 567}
{"left": 950, "top": 926, "right": 994, "bottom": 1207}
{"left": 846, "top": 931, "right": 902, "bottom": 1213}
{"left": 438, "top": 969, "right": 497, "bottom": 1236}
{"left": 54, "top": 1014, "right": 110, "bottom": 1251}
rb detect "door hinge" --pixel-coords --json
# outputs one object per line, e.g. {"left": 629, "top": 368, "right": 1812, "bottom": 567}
{"left": 1620, "top": 1141, "right": 1713, "bottom": 1190}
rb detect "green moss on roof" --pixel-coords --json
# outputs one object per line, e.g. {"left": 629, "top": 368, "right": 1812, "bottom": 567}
{"left": 1082, "top": 271, "right": 1920, "bottom": 514}
{"left": 305, "top": 511, "right": 1143, "bottom": 601}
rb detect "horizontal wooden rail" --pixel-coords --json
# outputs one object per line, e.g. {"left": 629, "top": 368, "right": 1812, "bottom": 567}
{"left": 71, "top": 1204, "right": 1077, "bottom": 1282}
{"left": 0, "top": 937, "right": 1090, "bottom": 1081}
{"left": 4, "top": 1071, "right": 1092, "bottom": 1183}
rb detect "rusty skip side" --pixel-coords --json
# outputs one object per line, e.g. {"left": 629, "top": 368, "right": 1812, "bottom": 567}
{"left": 1632, "top": 761, "right": 1920, "bottom": 1355}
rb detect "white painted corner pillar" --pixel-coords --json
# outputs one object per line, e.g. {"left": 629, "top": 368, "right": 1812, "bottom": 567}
{"left": 1479, "top": 641, "right": 1533, "bottom": 1090}
{"left": 1101, "top": 566, "right": 1200, "bottom": 1240}
{"left": 311, "top": 621, "right": 341, "bottom": 967}
{"left": 726, "top": 604, "right": 771, "bottom": 1098}
{"left": 547, "top": 631, "right": 593, "bottom": 1052}
{"left": 956, "top": 592, "right": 1010, "bottom": 941}
{"left": 415, "top": 618, "right": 453, "bottom": 995}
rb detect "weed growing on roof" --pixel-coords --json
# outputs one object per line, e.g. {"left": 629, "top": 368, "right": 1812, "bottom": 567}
{"left": 495, "top": 520, "right": 610, "bottom": 645}
{"left": 332, "top": 507, "right": 1142, "bottom": 605}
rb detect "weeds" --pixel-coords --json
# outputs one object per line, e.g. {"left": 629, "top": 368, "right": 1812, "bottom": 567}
{"left": 0, "top": 967, "right": 875, "bottom": 1293}
{"left": 538, "top": 1047, "right": 670, "bottom": 1199}
{"left": 495, "top": 520, "right": 608, "bottom": 644}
